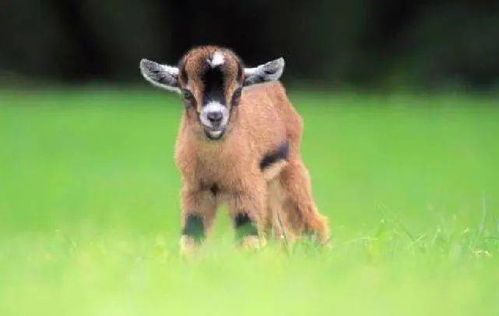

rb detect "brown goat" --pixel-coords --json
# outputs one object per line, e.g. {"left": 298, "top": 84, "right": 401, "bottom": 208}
{"left": 140, "top": 46, "right": 329, "bottom": 252}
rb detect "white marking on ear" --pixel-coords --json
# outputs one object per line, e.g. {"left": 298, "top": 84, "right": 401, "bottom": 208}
{"left": 139, "top": 58, "right": 181, "bottom": 94}
{"left": 207, "top": 51, "right": 225, "bottom": 68}
{"left": 244, "top": 57, "right": 285, "bottom": 86}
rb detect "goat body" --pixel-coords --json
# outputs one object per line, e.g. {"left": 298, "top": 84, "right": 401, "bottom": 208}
{"left": 140, "top": 46, "right": 329, "bottom": 251}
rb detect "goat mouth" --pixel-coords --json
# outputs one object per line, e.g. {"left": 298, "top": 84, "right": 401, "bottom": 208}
{"left": 204, "top": 127, "right": 225, "bottom": 140}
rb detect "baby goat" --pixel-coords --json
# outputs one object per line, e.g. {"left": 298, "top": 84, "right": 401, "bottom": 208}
{"left": 140, "top": 46, "right": 329, "bottom": 252}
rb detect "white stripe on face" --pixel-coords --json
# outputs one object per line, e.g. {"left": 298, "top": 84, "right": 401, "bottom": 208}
{"left": 200, "top": 101, "right": 229, "bottom": 129}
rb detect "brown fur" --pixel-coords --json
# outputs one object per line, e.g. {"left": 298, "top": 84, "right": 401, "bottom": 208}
{"left": 172, "top": 47, "right": 329, "bottom": 250}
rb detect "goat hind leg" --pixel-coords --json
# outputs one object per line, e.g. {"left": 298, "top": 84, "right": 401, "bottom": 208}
{"left": 279, "top": 160, "right": 329, "bottom": 244}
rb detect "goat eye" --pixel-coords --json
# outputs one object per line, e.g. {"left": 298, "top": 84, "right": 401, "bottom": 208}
{"left": 233, "top": 87, "right": 242, "bottom": 98}
{"left": 182, "top": 89, "right": 194, "bottom": 100}
{"left": 231, "top": 87, "right": 242, "bottom": 106}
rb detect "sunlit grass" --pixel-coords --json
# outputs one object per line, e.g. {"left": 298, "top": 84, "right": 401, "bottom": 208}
{"left": 0, "top": 88, "right": 498, "bottom": 315}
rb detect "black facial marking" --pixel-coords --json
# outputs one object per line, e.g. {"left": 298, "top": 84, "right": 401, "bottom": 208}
{"left": 202, "top": 64, "right": 226, "bottom": 106}
{"left": 233, "top": 213, "right": 258, "bottom": 240}
{"left": 182, "top": 214, "right": 205, "bottom": 242}
{"left": 260, "top": 141, "right": 290, "bottom": 170}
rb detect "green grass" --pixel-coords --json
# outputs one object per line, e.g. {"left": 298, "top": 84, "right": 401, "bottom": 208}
{"left": 1, "top": 88, "right": 498, "bottom": 315}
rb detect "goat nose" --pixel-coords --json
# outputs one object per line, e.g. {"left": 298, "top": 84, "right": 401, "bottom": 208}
{"left": 207, "top": 111, "right": 223, "bottom": 124}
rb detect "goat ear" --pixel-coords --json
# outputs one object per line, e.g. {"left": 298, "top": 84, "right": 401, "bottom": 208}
{"left": 140, "top": 59, "right": 180, "bottom": 93}
{"left": 243, "top": 57, "right": 285, "bottom": 86}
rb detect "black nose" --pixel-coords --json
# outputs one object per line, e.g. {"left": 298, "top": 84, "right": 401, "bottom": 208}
{"left": 207, "top": 111, "right": 223, "bottom": 125}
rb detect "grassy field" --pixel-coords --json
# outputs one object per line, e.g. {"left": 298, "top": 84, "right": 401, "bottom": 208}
{"left": 1, "top": 88, "right": 498, "bottom": 315}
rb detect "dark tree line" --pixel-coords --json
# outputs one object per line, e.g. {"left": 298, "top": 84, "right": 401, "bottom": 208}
{"left": 0, "top": 0, "right": 498, "bottom": 89}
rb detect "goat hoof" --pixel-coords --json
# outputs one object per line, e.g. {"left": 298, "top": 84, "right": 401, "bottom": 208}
{"left": 179, "top": 235, "right": 198, "bottom": 255}
{"left": 241, "top": 236, "right": 266, "bottom": 250}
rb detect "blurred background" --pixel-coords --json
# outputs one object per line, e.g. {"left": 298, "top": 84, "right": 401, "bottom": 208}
{"left": 1, "top": 0, "right": 498, "bottom": 90}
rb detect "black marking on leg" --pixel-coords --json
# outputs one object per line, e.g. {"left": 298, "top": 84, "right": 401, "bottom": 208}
{"left": 182, "top": 214, "right": 205, "bottom": 242}
{"left": 233, "top": 213, "right": 258, "bottom": 240}
{"left": 260, "top": 141, "right": 289, "bottom": 170}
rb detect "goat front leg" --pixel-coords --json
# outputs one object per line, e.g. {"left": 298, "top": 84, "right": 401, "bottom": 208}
{"left": 226, "top": 182, "right": 266, "bottom": 249}
{"left": 180, "top": 184, "right": 217, "bottom": 254}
